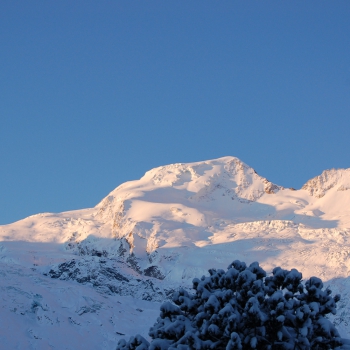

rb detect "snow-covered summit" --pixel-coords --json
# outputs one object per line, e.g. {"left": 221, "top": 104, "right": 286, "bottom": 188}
{"left": 93, "top": 156, "right": 286, "bottom": 259}
{"left": 98, "top": 156, "right": 281, "bottom": 209}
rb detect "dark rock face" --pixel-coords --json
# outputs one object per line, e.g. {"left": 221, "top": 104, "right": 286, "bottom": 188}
{"left": 143, "top": 266, "right": 165, "bottom": 280}
{"left": 126, "top": 254, "right": 142, "bottom": 274}
{"left": 45, "top": 257, "right": 175, "bottom": 302}
{"left": 78, "top": 245, "right": 108, "bottom": 258}
{"left": 99, "top": 266, "right": 129, "bottom": 282}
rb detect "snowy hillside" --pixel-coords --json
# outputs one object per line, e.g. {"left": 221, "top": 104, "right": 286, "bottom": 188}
{"left": 1, "top": 156, "right": 350, "bottom": 348}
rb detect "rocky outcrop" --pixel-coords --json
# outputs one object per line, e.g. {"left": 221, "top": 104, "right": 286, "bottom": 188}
{"left": 302, "top": 168, "right": 350, "bottom": 198}
{"left": 45, "top": 257, "right": 174, "bottom": 302}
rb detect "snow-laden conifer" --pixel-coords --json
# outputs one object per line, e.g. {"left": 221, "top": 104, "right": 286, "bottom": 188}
{"left": 117, "top": 260, "right": 348, "bottom": 349}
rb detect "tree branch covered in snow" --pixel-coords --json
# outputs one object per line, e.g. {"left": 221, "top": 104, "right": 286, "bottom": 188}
{"left": 117, "top": 260, "right": 348, "bottom": 350}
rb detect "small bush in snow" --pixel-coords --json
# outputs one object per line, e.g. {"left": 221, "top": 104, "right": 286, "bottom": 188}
{"left": 117, "top": 260, "right": 345, "bottom": 349}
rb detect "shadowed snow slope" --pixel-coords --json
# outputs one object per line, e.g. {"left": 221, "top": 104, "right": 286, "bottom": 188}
{"left": 1, "top": 156, "right": 350, "bottom": 348}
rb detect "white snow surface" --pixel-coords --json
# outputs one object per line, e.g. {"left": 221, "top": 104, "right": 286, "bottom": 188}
{"left": 1, "top": 156, "right": 350, "bottom": 348}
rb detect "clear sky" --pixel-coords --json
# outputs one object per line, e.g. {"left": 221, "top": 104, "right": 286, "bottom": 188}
{"left": 1, "top": 1, "right": 349, "bottom": 224}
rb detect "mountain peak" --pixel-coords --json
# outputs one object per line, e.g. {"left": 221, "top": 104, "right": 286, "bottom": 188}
{"left": 129, "top": 156, "right": 281, "bottom": 198}
{"left": 302, "top": 168, "right": 350, "bottom": 198}
{"left": 96, "top": 157, "right": 283, "bottom": 220}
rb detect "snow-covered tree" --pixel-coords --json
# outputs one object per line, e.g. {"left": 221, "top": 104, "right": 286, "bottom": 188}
{"left": 117, "top": 260, "right": 346, "bottom": 349}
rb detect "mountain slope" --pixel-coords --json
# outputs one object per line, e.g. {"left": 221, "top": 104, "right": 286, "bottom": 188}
{"left": 0, "top": 156, "right": 350, "bottom": 348}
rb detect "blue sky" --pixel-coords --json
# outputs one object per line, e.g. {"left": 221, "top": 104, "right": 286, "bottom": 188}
{"left": 1, "top": 1, "right": 349, "bottom": 224}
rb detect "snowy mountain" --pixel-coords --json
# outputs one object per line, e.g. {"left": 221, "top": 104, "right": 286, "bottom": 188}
{"left": 1, "top": 156, "right": 350, "bottom": 348}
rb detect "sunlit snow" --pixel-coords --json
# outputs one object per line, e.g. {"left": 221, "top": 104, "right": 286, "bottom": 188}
{"left": 1, "top": 156, "right": 349, "bottom": 348}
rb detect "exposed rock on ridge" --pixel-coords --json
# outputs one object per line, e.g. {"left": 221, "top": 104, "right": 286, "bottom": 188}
{"left": 302, "top": 168, "right": 350, "bottom": 198}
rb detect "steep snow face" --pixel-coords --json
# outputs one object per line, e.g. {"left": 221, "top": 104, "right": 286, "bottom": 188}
{"left": 97, "top": 157, "right": 281, "bottom": 212}
{"left": 1, "top": 156, "right": 350, "bottom": 347}
{"left": 302, "top": 168, "right": 350, "bottom": 198}
{"left": 139, "top": 156, "right": 282, "bottom": 201}
{"left": 93, "top": 157, "right": 284, "bottom": 255}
